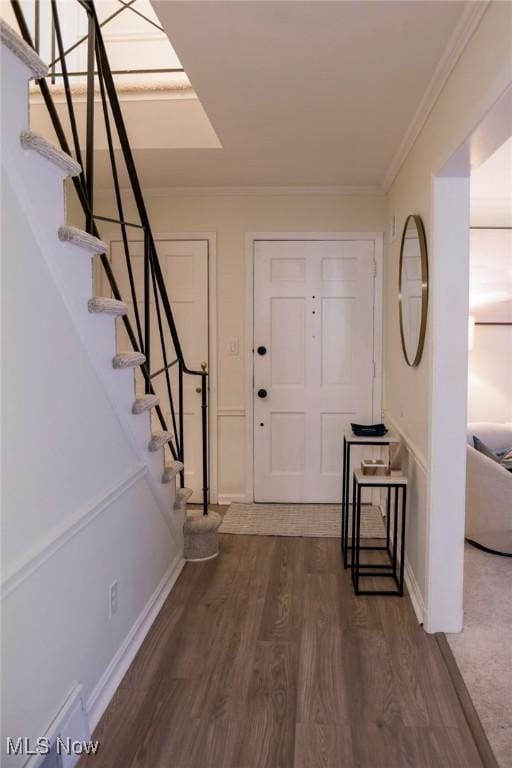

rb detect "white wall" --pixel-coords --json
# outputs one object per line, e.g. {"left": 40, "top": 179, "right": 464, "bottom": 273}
{"left": 85, "top": 191, "right": 387, "bottom": 502}
{"left": 383, "top": 0, "right": 512, "bottom": 628}
{"left": 1, "top": 43, "right": 182, "bottom": 764}
{"left": 468, "top": 325, "right": 512, "bottom": 423}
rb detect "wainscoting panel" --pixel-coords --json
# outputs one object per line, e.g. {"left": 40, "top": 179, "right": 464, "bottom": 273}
{"left": 385, "top": 412, "right": 427, "bottom": 623}
{"left": 217, "top": 410, "right": 247, "bottom": 503}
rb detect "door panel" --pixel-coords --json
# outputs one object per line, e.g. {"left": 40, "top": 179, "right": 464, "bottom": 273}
{"left": 110, "top": 239, "right": 208, "bottom": 502}
{"left": 254, "top": 239, "right": 375, "bottom": 503}
{"left": 271, "top": 297, "right": 305, "bottom": 386}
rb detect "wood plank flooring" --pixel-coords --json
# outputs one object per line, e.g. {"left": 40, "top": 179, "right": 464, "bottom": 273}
{"left": 80, "top": 534, "right": 483, "bottom": 768}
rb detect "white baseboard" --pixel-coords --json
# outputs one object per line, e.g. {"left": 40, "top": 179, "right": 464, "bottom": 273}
{"left": 86, "top": 552, "right": 185, "bottom": 732}
{"left": 404, "top": 555, "right": 425, "bottom": 624}
{"left": 217, "top": 493, "right": 249, "bottom": 505}
{"left": 22, "top": 684, "right": 89, "bottom": 768}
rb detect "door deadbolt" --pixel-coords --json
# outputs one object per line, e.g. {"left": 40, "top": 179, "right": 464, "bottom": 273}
{"left": 257, "top": 346, "right": 267, "bottom": 355}
{"left": 257, "top": 388, "right": 268, "bottom": 399}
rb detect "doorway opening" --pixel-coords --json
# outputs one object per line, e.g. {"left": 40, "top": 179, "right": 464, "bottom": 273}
{"left": 427, "top": 84, "right": 512, "bottom": 635}
{"left": 108, "top": 233, "right": 218, "bottom": 503}
{"left": 442, "top": 133, "right": 512, "bottom": 766}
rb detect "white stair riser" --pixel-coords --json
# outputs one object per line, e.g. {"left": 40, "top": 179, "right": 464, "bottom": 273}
{"left": 88, "top": 298, "right": 128, "bottom": 316}
{"left": 0, "top": 19, "right": 48, "bottom": 79}
{"left": 21, "top": 131, "right": 82, "bottom": 177}
{"left": 132, "top": 395, "right": 159, "bottom": 415}
{"left": 3, "top": 76, "right": 70, "bottom": 244}
{"left": 1, "top": 46, "right": 30, "bottom": 147}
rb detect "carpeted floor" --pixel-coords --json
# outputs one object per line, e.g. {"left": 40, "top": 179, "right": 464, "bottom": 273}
{"left": 447, "top": 543, "right": 512, "bottom": 767}
{"left": 219, "top": 502, "right": 386, "bottom": 539}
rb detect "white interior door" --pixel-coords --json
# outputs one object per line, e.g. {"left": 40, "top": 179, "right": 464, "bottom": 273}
{"left": 111, "top": 239, "right": 208, "bottom": 502}
{"left": 253, "top": 239, "right": 376, "bottom": 503}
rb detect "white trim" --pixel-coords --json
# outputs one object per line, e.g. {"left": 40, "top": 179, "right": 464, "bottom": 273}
{"left": 95, "top": 185, "right": 385, "bottom": 199}
{"left": 245, "top": 231, "right": 384, "bottom": 503}
{"left": 107, "top": 232, "right": 218, "bottom": 504}
{"left": 381, "top": 1, "right": 490, "bottom": 190}
{"left": 425, "top": 85, "right": 512, "bottom": 634}
{"left": 426, "top": 176, "right": 471, "bottom": 635}
{"left": 217, "top": 407, "right": 246, "bottom": 417}
{"left": 1, "top": 465, "right": 146, "bottom": 599}
{"left": 383, "top": 412, "right": 427, "bottom": 625}
{"left": 404, "top": 555, "right": 425, "bottom": 625}
{"left": 24, "top": 684, "right": 89, "bottom": 768}
{"left": 217, "top": 493, "right": 250, "bottom": 506}
{"left": 86, "top": 552, "right": 185, "bottom": 732}
{"left": 245, "top": 234, "right": 255, "bottom": 504}
{"left": 102, "top": 31, "right": 167, "bottom": 43}
{"left": 372, "top": 236, "right": 384, "bottom": 422}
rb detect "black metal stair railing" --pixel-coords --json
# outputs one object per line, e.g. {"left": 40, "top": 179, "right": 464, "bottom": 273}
{"left": 11, "top": 0, "right": 209, "bottom": 515}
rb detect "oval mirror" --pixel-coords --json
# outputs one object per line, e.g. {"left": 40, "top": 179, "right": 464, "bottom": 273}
{"left": 399, "top": 214, "right": 428, "bottom": 367}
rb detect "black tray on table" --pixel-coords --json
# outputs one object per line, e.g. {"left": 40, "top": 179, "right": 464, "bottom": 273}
{"left": 350, "top": 423, "right": 388, "bottom": 438}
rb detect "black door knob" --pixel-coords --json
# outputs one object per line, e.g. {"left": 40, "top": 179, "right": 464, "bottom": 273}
{"left": 257, "top": 346, "right": 267, "bottom": 355}
{"left": 257, "top": 388, "right": 268, "bottom": 399}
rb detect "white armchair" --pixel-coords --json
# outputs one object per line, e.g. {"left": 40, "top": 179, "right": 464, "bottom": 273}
{"left": 466, "top": 422, "right": 512, "bottom": 555}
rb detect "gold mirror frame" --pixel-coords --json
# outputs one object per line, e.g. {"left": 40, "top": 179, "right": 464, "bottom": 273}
{"left": 398, "top": 214, "right": 429, "bottom": 367}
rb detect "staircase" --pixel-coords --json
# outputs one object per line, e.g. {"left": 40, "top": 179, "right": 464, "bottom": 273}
{"left": 1, "top": 2, "right": 220, "bottom": 559}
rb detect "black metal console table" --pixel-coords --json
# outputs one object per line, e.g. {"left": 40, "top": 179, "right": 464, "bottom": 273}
{"left": 351, "top": 470, "right": 407, "bottom": 596}
{"left": 341, "top": 430, "right": 398, "bottom": 568}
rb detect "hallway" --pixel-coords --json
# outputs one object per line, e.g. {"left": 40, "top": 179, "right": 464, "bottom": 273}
{"left": 80, "top": 534, "right": 483, "bottom": 768}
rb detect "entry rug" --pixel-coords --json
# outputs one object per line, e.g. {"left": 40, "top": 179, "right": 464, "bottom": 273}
{"left": 219, "top": 503, "right": 386, "bottom": 539}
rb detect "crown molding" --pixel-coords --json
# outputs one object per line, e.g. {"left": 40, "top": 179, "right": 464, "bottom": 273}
{"left": 381, "top": 1, "right": 490, "bottom": 191}
{"left": 94, "top": 184, "right": 385, "bottom": 199}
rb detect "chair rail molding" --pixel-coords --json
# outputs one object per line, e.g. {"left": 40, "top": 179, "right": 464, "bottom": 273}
{"left": 1, "top": 464, "right": 146, "bottom": 599}
{"left": 384, "top": 411, "right": 428, "bottom": 474}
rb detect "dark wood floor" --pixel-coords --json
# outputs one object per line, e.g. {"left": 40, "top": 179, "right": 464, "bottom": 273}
{"left": 80, "top": 534, "right": 483, "bottom": 768}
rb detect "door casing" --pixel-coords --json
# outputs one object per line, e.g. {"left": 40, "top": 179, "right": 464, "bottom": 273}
{"left": 245, "top": 232, "right": 383, "bottom": 503}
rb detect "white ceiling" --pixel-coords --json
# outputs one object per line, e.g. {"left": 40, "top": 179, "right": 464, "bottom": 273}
{"left": 471, "top": 136, "right": 512, "bottom": 227}
{"left": 139, "top": 0, "right": 473, "bottom": 189}
{"left": 470, "top": 137, "right": 512, "bottom": 320}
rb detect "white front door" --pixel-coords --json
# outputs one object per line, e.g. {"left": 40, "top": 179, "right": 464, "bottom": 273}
{"left": 253, "top": 239, "right": 376, "bottom": 503}
{"left": 111, "top": 239, "right": 209, "bottom": 502}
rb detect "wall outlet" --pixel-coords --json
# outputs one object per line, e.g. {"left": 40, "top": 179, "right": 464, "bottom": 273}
{"left": 108, "top": 580, "right": 118, "bottom": 619}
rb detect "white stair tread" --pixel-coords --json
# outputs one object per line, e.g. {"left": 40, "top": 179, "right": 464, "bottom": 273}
{"left": 20, "top": 131, "right": 81, "bottom": 177}
{"left": 132, "top": 394, "right": 159, "bottom": 414}
{"left": 148, "top": 431, "right": 174, "bottom": 451}
{"left": 88, "top": 297, "right": 128, "bottom": 316}
{"left": 1, "top": 20, "right": 48, "bottom": 79}
{"left": 162, "top": 461, "right": 184, "bottom": 484}
{"left": 58, "top": 225, "right": 107, "bottom": 255}
{"left": 112, "top": 352, "right": 145, "bottom": 369}
{"left": 175, "top": 487, "right": 193, "bottom": 506}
